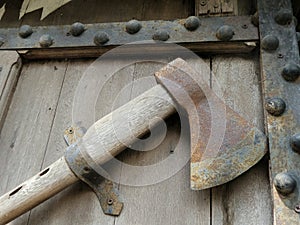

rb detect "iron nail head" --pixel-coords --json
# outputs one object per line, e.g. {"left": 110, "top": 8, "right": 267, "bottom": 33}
{"left": 184, "top": 16, "right": 201, "bottom": 31}
{"left": 216, "top": 25, "right": 234, "bottom": 41}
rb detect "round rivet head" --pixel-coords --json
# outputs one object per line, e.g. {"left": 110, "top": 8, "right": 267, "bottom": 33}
{"left": 39, "top": 34, "right": 53, "bottom": 47}
{"left": 153, "top": 30, "right": 169, "bottom": 41}
{"left": 274, "top": 172, "right": 297, "bottom": 196}
{"left": 125, "top": 20, "right": 142, "bottom": 34}
{"left": 282, "top": 62, "right": 300, "bottom": 82}
{"left": 265, "top": 97, "right": 286, "bottom": 116}
{"left": 184, "top": 16, "right": 201, "bottom": 31}
{"left": 261, "top": 35, "right": 279, "bottom": 51}
{"left": 216, "top": 25, "right": 234, "bottom": 41}
{"left": 291, "top": 133, "right": 300, "bottom": 154}
{"left": 70, "top": 22, "right": 85, "bottom": 36}
{"left": 19, "top": 25, "right": 33, "bottom": 38}
{"left": 94, "top": 32, "right": 109, "bottom": 45}
{"left": 275, "top": 9, "right": 293, "bottom": 25}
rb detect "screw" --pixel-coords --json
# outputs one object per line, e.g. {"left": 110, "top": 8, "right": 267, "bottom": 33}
{"left": 275, "top": 9, "right": 293, "bottom": 26}
{"left": 242, "top": 24, "right": 248, "bottom": 29}
{"left": 291, "top": 133, "right": 300, "bottom": 154}
{"left": 83, "top": 167, "right": 90, "bottom": 173}
{"left": 281, "top": 62, "right": 300, "bottom": 82}
{"left": 251, "top": 12, "right": 259, "bottom": 27}
{"left": 216, "top": 25, "right": 234, "bottom": 41}
{"left": 19, "top": 25, "right": 33, "bottom": 38}
{"left": 68, "top": 128, "right": 74, "bottom": 134}
{"left": 295, "top": 204, "right": 300, "bottom": 213}
{"left": 107, "top": 199, "right": 114, "bottom": 205}
{"left": 184, "top": 16, "right": 201, "bottom": 31}
{"left": 94, "top": 32, "right": 109, "bottom": 45}
{"left": 261, "top": 35, "right": 279, "bottom": 51}
{"left": 274, "top": 172, "right": 297, "bottom": 196}
{"left": 126, "top": 19, "right": 142, "bottom": 34}
{"left": 39, "top": 34, "right": 53, "bottom": 47}
{"left": 153, "top": 30, "right": 170, "bottom": 41}
{"left": 200, "top": 0, "right": 207, "bottom": 6}
{"left": 70, "top": 22, "right": 85, "bottom": 36}
{"left": 265, "top": 97, "right": 286, "bottom": 116}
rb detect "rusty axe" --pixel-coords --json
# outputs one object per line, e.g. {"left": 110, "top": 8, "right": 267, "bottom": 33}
{"left": 0, "top": 58, "right": 266, "bottom": 224}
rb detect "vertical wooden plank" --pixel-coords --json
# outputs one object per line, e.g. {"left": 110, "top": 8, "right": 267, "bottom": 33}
{"left": 211, "top": 54, "right": 272, "bottom": 225}
{"left": 113, "top": 61, "right": 211, "bottom": 225}
{"left": 0, "top": 60, "right": 67, "bottom": 224}
{"left": 27, "top": 60, "right": 116, "bottom": 225}
{"left": 0, "top": 51, "right": 21, "bottom": 132}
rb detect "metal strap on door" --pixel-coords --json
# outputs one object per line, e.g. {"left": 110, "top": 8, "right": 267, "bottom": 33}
{"left": 257, "top": 0, "right": 300, "bottom": 224}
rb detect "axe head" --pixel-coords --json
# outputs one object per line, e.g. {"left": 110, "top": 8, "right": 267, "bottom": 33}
{"left": 155, "top": 58, "right": 267, "bottom": 190}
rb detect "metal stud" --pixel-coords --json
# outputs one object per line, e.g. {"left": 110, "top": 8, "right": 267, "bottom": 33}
{"left": 94, "top": 32, "right": 109, "bottom": 45}
{"left": 19, "top": 25, "right": 33, "bottom": 38}
{"left": 282, "top": 62, "right": 300, "bottom": 82}
{"left": 39, "top": 34, "right": 53, "bottom": 47}
{"left": 125, "top": 20, "right": 142, "bottom": 34}
{"left": 153, "top": 30, "right": 169, "bottom": 41}
{"left": 261, "top": 35, "right": 279, "bottom": 51}
{"left": 216, "top": 25, "right": 234, "bottom": 41}
{"left": 265, "top": 97, "right": 286, "bottom": 116}
{"left": 274, "top": 172, "right": 297, "bottom": 196}
{"left": 70, "top": 22, "right": 85, "bottom": 37}
{"left": 184, "top": 16, "right": 201, "bottom": 31}
{"left": 275, "top": 9, "right": 293, "bottom": 26}
{"left": 291, "top": 133, "right": 300, "bottom": 154}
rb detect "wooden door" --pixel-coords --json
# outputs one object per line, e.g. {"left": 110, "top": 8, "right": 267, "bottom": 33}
{"left": 1, "top": 0, "right": 299, "bottom": 224}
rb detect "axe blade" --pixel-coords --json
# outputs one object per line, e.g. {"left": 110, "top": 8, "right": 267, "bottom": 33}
{"left": 155, "top": 58, "right": 267, "bottom": 190}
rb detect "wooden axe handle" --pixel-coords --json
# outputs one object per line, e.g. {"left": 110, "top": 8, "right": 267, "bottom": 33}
{"left": 0, "top": 84, "right": 175, "bottom": 224}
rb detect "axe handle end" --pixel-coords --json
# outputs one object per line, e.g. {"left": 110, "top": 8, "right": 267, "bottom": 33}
{"left": 0, "top": 157, "right": 78, "bottom": 225}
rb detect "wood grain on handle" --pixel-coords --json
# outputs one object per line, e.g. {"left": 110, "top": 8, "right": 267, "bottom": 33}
{"left": 0, "top": 84, "right": 176, "bottom": 224}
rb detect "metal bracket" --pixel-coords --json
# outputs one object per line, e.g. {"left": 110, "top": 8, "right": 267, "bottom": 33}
{"left": 257, "top": 0, "right": 300, "bottom": 223}
{"left": 63, "top": 126, "right": 123, "bottom": 216}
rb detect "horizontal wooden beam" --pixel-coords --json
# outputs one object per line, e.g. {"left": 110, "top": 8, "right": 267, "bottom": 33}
{"left": 0, "top": 16, "right": 258, "bottom": 59}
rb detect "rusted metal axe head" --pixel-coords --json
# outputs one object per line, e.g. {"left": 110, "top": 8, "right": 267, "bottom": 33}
{"left": 155, "top": 58, "right": 267, "bottom": 190}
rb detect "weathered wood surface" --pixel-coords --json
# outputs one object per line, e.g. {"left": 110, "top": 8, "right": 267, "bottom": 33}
{"left": 0, "top": 61, "right": 67, "bottom": 224}
{"left": 0, "top": 51, "right": 21, "bottom": 132}
{"left": 0, "top": 0, "right": 193, "bottom": 27}
{"left": 211, "top": 54, "right": 272, "bottom": 225}
{"left": 0, "top": 54, "right": 271, "bottom": 225}
{"left": 0, "top": 67, "right": 180, "bottom": 224}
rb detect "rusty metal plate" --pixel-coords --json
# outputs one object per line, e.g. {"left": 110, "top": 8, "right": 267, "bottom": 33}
{"left": 64, "top": 126, "right": 123, "bottom": 216}
{"left": 0, "top": 16, "right": 256, "bottom": 52}
{"left": 257, "top": 0, "right": 300, "bottom": 224}
{"left": 155, "top": 58, "right": 266, "bottom": 190}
